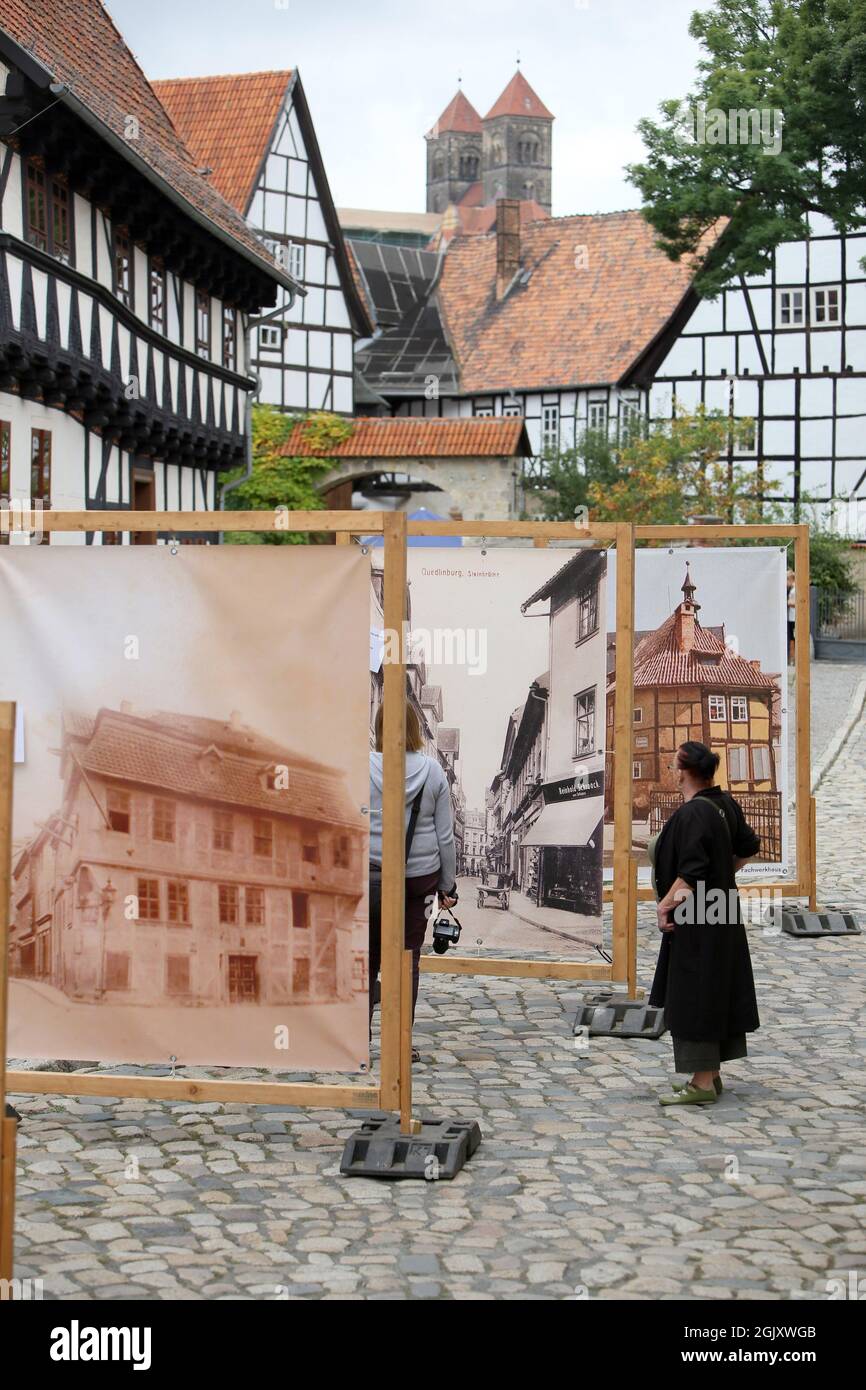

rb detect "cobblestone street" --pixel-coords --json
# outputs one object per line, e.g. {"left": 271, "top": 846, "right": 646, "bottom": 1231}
{"left": 9, "top": 665, "right": 866, "bottom": 1301}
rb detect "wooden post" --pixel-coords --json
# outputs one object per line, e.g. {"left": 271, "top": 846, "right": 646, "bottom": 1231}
{"left": 399, "top": 949, "right": 415, "bottom": 1135}
{"left": 793, "top": 526, "right": 812, "bottom": 899}
{"left": 808, "top": 796, "right": 818, "bottom": 911}
{"left": 0, "top": 701, "right": 15, "bottom": 1286}
{"left": 611, "top": 524, "right": 636, "bottom": 985}
{"left": 378, "top": 511, "right": 408, "bottom": 1113}
{"left": 626, "top": 855, "right": 639, "bottom": 999}
{"left": 0, "top": 1118, "right": 15, "bottom": 1287}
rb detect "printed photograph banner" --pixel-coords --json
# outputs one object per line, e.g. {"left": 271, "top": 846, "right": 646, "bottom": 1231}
{"left": 0, "top": 546, "right": 370, "bottom": 1072}
{"left": 376, "top": 547, "right": 608, "bottom": 959}
{"left": 604, "top": 546, "right": 789, "bottom": 882}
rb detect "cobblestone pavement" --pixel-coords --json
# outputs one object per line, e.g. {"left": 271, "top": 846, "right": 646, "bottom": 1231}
{"left": 9, "top": 673, "right": 866, "bottom": 1301}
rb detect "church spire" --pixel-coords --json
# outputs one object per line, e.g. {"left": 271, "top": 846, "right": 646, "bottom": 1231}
{"left": 681, "top": 562, "right": 700, "bottom": 611}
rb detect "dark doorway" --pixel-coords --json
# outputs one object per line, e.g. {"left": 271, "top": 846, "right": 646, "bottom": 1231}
{"left": 132, "top": 468, "right": 156, "bottom": 545}
{"left": 228, "top": 954, "right": 259, "bottom": 1003}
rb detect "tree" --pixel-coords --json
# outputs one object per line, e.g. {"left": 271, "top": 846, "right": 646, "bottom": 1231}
{"left": 627, "top": 0, "right": 866, "bottom": 297}
{"left": 536, "top": 407, "right": 773, "bottom": 525}
{"left": 221, "top": 406, "right": 353, "bottom": 544}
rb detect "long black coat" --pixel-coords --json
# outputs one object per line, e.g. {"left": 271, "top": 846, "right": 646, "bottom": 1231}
{"left": 649, "top": 787, "right": 761, "bottom": 1041}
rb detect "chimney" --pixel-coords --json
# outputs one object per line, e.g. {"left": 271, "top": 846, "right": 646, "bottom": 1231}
{"left": 120, "top": 700, "right": 133, "bottom": 715}
{"left": 674, "top": 605, "right": 695, "bottom": 654}
{"left": 229, "top": 710, "right": 243, "bottom": 731}
{"left": 496, "top": 198, "right": 521, "bottom": 299}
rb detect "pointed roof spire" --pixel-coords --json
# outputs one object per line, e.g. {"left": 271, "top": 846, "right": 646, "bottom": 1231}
{"left": 427, "top": 88, "right": 483, "bottom": 138}
{"left": 681, "top": 562, "right": 700, "bottom": 610}
{"left": 484, "top": 70, "right": 554, "bottom": 122}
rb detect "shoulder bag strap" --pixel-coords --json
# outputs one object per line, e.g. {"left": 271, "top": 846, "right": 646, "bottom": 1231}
{"left": 405, "top": 763, "right": 432, "bottom": 863}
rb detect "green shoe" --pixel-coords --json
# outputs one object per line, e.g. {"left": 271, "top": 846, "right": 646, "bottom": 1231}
{"left": 672, "top": 1076, "right": 722, "bottom": 1096}
{"left": 659, "top": 1083, "right": 717, "bottom": 1107}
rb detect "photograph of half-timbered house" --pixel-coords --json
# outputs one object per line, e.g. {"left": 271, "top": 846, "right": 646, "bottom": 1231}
{"left": 402, "top": 547, "right": 607, "bottom": 955}
{"left": 604, "top": 551, "right": 786, "bottom": 873}
{"left": 1, "top": 541, "right": 371, "bottom": 1069}
{"left": 154, "top": 68, "right": 372, "bottom": 416}
{"left": 9, "top": 704, "right": 367, "bottom": 1009}
{"left": 0, "top": 0, "right": 300, "bottom": 541}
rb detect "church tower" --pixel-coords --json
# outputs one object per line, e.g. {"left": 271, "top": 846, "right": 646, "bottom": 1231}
{"left": 425, "top": 88, "right": 484, "bottom": 213}
{"left": 482, "top": 70, "right": 553, "bottom": 213}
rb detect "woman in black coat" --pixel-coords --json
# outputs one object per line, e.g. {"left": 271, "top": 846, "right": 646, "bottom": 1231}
{"left": 649, "top": 741, "right": 761, "bottom": 1107}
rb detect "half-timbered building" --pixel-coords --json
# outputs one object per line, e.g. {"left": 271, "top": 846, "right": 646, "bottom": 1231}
{"left": 0, "top": 0, "right": 298, "bottom": 541}
{"left": 9, "top": 705, "right": 367, "bottom": 1006}
{"left": 154, "top": 69, "right": 372, "bottom": 417}
{"left": 351, "top": 85, "right": 866, "bottom": 523}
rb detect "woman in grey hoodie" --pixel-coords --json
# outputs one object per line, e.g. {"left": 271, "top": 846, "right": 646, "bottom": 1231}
{"left": 368, "top": 703, "right": 457, "bottom": 1050}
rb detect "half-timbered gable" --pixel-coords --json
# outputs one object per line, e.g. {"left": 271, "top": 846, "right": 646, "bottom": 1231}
{"left": 0, "top": 0, "right": 295, "bottom": 542}
{"left": 155, "top": 69, "right": 371, "bottom": 418}
{"left": 627, "top": 213, "right": 866, "bottom": 527}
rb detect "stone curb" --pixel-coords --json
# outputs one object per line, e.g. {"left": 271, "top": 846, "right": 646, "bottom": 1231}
{"left": 810, "top": 672, "right": 866, "bottom": 794}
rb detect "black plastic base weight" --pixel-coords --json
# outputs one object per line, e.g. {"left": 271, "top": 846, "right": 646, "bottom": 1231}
{"left": 572, "top": 994, "right": 667, "bottom": 1039}
{"left": 764, "top": 900, "right": 861, "bottom": 937}
{"left": 340, "top": 1115, "right": 481, "bottom": 1180}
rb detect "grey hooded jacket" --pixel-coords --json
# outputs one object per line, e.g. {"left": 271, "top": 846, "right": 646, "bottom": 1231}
{"left": 369, "top": 751, "right": 457, "bottom": 893}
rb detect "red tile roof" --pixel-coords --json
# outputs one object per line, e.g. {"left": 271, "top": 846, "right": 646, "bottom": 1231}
{"left": 65, "top": 708, "right": 365, "bottom": 828}
{"left": 485, "top": 71, "right": 553, "bottom": 122}
{"left": 0, "top": 0, "right": 286, "bottom": 282}
{"left": 281, "top": 415, "right": 531, "bottom": 459}
{"left": 436, "top": 211, "right": 713, "bottom": 391}
{"left": 153, "top": 71, "right": 291, "bottom": 213}
{"left": 427, "top": 88, "right": 483, "bottom": 137}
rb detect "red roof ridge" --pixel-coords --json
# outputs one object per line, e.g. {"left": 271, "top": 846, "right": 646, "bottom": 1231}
{"left": 280, "top": 414, "right": 531, "bottom": 460}
{"left": 153, "top": 69, "right": 293, "bottom": 86}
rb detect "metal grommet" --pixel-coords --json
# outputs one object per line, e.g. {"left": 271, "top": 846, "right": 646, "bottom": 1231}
{"left": 361, "top": 545, "right": 369, "bottom": 556}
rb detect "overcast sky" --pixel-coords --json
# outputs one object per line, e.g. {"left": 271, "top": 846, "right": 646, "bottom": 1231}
{"left": 108, "top": 0, "right": 708, "bottom": 216}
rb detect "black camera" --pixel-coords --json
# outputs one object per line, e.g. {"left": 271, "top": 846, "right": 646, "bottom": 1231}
{"left": 432, "top": 910, "right": 462, "bottom": 955}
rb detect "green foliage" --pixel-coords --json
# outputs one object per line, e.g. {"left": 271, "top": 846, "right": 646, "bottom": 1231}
{"left": 534, "top": 407, "right": 773, "bottom": 526}
{"left": 806, "top": 525, "right": 857, "bottom": 594}
{"left": 222, "top": 406, "right": 353, "bottom": 544}
{"left": 627, "top": 0, "right": 866, "bottom": 297}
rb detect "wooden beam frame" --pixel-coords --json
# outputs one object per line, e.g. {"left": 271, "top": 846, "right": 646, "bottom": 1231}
{"left": 1, "top": 512, "right": 410, "bottom": 1128}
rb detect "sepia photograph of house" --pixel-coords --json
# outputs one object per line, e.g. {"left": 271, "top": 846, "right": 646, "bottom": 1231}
{"left": 396, "top": 547, "right": 607, "bottom": 957}
{"left": 604, "top": 548, "right": 787, "bottom": 879}
{"left": 1, "top": 545, "right": 371, "bottom": 1070}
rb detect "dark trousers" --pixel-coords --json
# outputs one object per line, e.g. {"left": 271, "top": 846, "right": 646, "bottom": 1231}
{"left": 672, "top": 1035, "right": 748, "bottom": 1072}
{"left": 368, "top": 869, "right": 439, "bottom": 1027}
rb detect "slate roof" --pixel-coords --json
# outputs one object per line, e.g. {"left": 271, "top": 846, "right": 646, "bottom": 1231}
{"left": 63, "top": 708, "right": 365, "bottom": 828}
{"left": 281, "top": 415, "right": 532, "bottom": 459}
{"left": 153, "top": 70, "right": 291, "bottom": 212}
{"left": 0, "top": 0, "right": 288, "bottom": 283}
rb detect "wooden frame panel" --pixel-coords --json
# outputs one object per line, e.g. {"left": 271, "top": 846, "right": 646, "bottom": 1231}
{"left": 344, "top": 517, "right": 638, "bottom": 986}
{"left": 1, "top": 512, "right": 412, "bottom": 1126}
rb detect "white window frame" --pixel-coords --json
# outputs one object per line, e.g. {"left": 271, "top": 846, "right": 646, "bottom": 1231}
{"left": 811, "top": 284, "right": 841, "bottom": 326}
{"left": 619, "top": 395, "right": 641, "bottom": 441}
{"left": 258, "top": 324, "right": 282, "bottom": 352}
{"left": 632, "top": 760, "right": 642, "bottom": 780}
{"left": 503, "top": 401, "right": 522, "bottom": 418}
{"left": 730, "top": 696, "right": 748, "bottom": 723}
{"left": 708, "top": 694, "right": 727, "bottom": 721}
{"left": 286, "top": 241, "right": 304, "bottom": 280}
{"left": 541, "top": 403, "right": 560, "bottom": 453}
{"left": 633, "top": 708, "right": 643, "bottom": 724}
{"left": 474, "top": 405, "right": 494, "bottom": 417}
{"left": 587, "top": 400, "right": 607, "bottom": 431}
{"left": 777, "top": 287, "right": 805, "bottom": 327}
